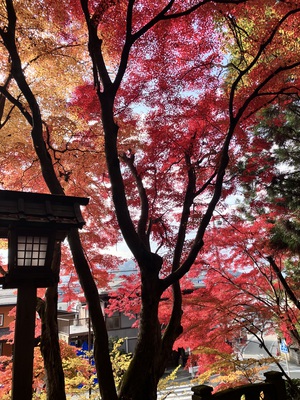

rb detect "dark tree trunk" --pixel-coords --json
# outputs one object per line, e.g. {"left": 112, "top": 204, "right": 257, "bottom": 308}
{"left": 118, "top": 288, "right": 162, "bottom": 399}
{"left": 36, "top": 244, "right": 66, "bottom": 400}
{"left": 118, "top": 262, "right": 183, "bottom": 400}
{"left": 68, "top": 228, "right": 118, "bottom": 400}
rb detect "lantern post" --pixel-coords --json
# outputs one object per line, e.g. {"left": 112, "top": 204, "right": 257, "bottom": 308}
{"left": 0, "top": 190, "right": 89, "bottom": 400}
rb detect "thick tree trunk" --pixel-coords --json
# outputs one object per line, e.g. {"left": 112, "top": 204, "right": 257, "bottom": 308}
{"left": 37, "top": 291, "right": 66, "bottom": 400}
{"left": 118, "top": 265, "right": 182, "bottom": 400}
{"left": 37, "top": 244, "right": 66, "bottom": 400}
{"left": 118, "top": 282, "right": 162, "bottom": 400}
{"left": 68, "top": 228, "right": 118, "bottom": 400}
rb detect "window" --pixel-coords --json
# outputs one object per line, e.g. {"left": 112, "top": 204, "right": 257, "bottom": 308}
{"left": 17, "top": 236, "right": 48, "bottom": 266}
{"left": 0, "top": 314, "right": 3, "bottom": 327}
{"left": 106, "top": 314, "right": 121, "bottom": 330}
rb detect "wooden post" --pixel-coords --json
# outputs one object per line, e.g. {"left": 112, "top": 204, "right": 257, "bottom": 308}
{"left": 191, "top": 384, "right": 214, "bottom": 400}
{"left": 264, "top": 371, "right": 287, "bottom": 400}
{"left": 12, "top": 286, "right": 37, "bottom": 400}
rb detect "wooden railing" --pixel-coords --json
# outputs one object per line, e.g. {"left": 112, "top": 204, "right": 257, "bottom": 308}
{"left": 191, "top": 371, "right": 287, "bottom": 400}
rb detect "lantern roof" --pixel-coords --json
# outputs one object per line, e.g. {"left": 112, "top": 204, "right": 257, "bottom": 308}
{"left": 0, "top": 190, "right": 89, "bottom": 237}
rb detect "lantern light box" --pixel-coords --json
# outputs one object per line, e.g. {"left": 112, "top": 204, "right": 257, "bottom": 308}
{"left": 0, "top": 190, "right": 89, "bottom": 288}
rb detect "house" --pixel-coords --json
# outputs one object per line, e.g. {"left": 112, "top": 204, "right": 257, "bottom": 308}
{"left": 57, "top": 292, "right": 139, "bottom": 354}
{"left": 0, "top": 285, "right": 139, "bottom": 358}
{"left": 0, "top": 288, "right": 16, "bottom": 356}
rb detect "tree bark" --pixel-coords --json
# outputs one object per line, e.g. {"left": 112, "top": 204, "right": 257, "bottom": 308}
{"left": 68, "top": 228, "right": 118, "bottom": 400}
{"left": 267, "top": 256, "right": 300, "bottom": 311}
{"left": 118, "top": 266, "right": 163, "bottom": 400}
{"left": 36, "top": 244, "right": 66, "bottom": 400}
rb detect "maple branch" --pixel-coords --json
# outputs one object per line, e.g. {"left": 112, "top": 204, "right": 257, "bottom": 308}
{"left": 160, "top": 152, "right": 201, "bottom": 363}
{"left": 230, "top": 8, "right": 300, "bottom": 122}
{"left": 131, "top": 0, "right": 176, "bottom": 40}
{"left": 210, "top": 218, "right": 300, "bottom": 322}
{"left": 101, "top": 110, "right": 158, "bottom": 266}
{"left": 220, "top": 309, "right": 290, "bottom": 381}
{"left": 80, "top": 0, "right": 112, "bottom": 91}
{"left": 194, "top": 170, "right": 217, "bottom": 197}
{"left": 119, "top": 150, "right": 150, "bottom": 249}
{"left": 228, "top": 316, "right": 290, "bottom": 379}
{"left": 0, "top": 264, "right": 7, "bottom": 276}
{"left": 113, "top": 0, "right": 177, "bottom": 91}
{"left": 81, "top": 3, "right": 156, "bottom": 267}
{"left": 1, "top": 0, "right": 63, "bottom": 195}
{"left": 166, "top": 141, "right": 217, "bottom": 273}
{"left": 242, "top": 91, "right": 299, "bottom": 122}
{"left": 116, "top": 0, "right": 217, "bottom": 91}
{"left": 26, "top": 43, "right": 84, "bottom": 68}
{"left": 208, "top": 249, "right": 300, "bottom": 351}
{"left": 0, "top": 85, "right": 32, "bottom": 125}
{"left": 236, "top": 61, "right": 300, "bottom": 124}
{"left": 0, "top": 74, "right": 12, "bottom": 126}
{"left": 118, "top": 0, "right": 247, "bottom": 82}
{"left": 225, "top": 14, "right": 248, "bottom": 67}
{"left": 267, "top": 256, "right": 300, "bottom": 311}
{"left": 162, "top": 125, "right": 233, "bottom": 289}
{"left": 209, "top": 258, "right": 281, "bottom": 312}
{"left": 160, "top": 279, "right": 183, "bottom": 375}
{"left": 0, "top": 99, "right": 15, "bottom": 130}
{"left": 108, "top": 0, "right": 135, "bottom": 92}
{"left": 161, "top": 0, "right": 248, "bottom": 19}
{"left": 19, "top": 158, "right": 41, "bottom": 189}
{"left": 155, "top": 166, "right": 200, "bottom": 371}
{"left": 172, "top": 152, "right": 196, "bottom": 272}
{"left": 237, "top": 244, "right": 283, "bottom": 301}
